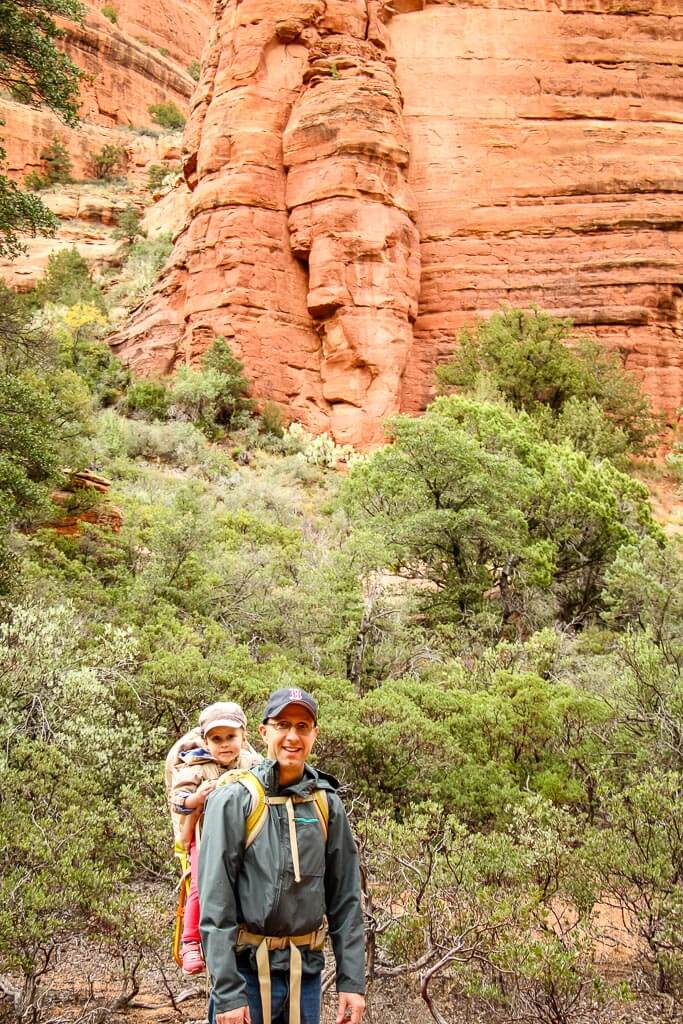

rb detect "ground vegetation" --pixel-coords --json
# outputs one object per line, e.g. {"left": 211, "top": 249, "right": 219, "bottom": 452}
{"left": 0, "top": 306, "right": 680, "bottom": 1023}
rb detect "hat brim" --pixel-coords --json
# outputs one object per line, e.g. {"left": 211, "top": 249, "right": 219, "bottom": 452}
{"left": 263, "top": 700, "right": 317, "bottom": 724}
{"left": 202, "top": 718, "right": 246, "bottom": 733}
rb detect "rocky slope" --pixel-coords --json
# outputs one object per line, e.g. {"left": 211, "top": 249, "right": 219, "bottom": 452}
{"left": 0, "top": 0, "right": 208, "bottom": 282}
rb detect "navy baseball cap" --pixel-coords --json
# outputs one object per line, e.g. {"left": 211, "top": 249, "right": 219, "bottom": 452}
{"left": 263, "top": 687, "right": 318, "bottom": 723}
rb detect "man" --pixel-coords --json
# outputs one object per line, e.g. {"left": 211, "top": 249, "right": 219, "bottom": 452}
{"left": 199, "top": 686, "right": 366, "bottom": 1024}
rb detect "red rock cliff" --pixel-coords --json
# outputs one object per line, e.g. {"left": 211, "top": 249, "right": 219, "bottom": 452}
{"left": 113, "top": 0, "right": 683, "bottom": 445}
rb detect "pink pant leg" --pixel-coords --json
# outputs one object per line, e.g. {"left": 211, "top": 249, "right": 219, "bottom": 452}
{"left": 182, "top": 839, "right": 201, "bottom": 945}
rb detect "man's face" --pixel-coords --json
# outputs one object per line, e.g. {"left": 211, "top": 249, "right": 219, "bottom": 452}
{"left": 259, "top": 703, "right": 318, "bottom": 777}
{"left": 204, "top": 725, "right": 243, "bottom": 767}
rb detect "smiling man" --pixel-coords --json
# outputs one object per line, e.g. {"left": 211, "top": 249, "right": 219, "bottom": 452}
{"left": 199, "top": 687, "right": 366, "bottom": 1024}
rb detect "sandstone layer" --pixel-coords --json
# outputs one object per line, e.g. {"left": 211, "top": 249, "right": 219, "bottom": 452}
{"left": 95, "top": 1, "right": 683, "bottom": 440}
{"left": 393, "top": 0, "right": 683, "bottom": 423}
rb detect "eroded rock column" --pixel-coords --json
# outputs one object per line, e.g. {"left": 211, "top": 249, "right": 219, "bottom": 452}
{"left": 284, "top": 4, "right": 421, "bottom": 446}
{"left": 113, "top": 0, "right": 420, "bottom": 446}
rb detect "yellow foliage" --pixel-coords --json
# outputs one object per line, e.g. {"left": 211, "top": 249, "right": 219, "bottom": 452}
{"left": 63, "top": 303, "right": 108, "bottom": 334}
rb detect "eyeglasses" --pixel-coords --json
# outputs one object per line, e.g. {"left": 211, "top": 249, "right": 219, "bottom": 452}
{"left": 266, "top": 719, "right": 315, "bottom": 736}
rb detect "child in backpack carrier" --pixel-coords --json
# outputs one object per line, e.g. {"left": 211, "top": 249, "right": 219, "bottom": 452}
{"left": 169, "top": 701, "right": 261, "bottom": 975}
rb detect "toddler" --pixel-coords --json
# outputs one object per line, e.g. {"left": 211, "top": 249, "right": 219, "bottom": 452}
{"left": 171, "top": 701, "right": 260, "bottom": 974}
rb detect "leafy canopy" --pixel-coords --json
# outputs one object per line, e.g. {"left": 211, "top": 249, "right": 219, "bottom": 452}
{"left": 341, "top": 395, "right": 659, "bottom": 632}
{"left": 436, "top": 308, "right": 660, "bottom": 457}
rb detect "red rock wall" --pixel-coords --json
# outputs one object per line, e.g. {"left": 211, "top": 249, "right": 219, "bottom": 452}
{"left": 113, "top": 0, "right": 683, "bottom": 443}
{"left": 393, "top": 0, "right": 683, "bottom": 422}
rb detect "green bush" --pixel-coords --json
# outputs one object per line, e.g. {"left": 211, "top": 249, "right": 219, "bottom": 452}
{"left": 0, "top": 600, "right": 163, "bottom": 1014}
{"left": 146, "top": 161, "right": 181, "bottom": 193}
{"left": 126, "top": 379, "right": 169, "bottom": 421}
{"left": 108, "top": 232, "right": 173, "bottom": 310}
{"left": 31, "top": 246, "right": 105, "bottom": 310}
{"left": 24, "top": 138, "right": 72, "bottom": 191}
{"left": 201, "top": 337, "right": 254, "bottom": 424}
{"left": 0, "top": 281, "right": 54, "bottom": 373}
{"left": 101, "top": 3, "right": 117, "bottom": 21}
{"left": 89, "top": 142, "right": 126, "bottom": 180}
{"left": 148, "top": 101, "right": 186, "bottom": 130}
{"left": 23, "top": 169, "right": 49, "bottom": 191}
{"left": 437, "top": 308, "right": 661, "bottom": 458}
{"left": 187, "top": 58, "right": 200, "bottom": 81}
{"left": 112, "top": 202, "right": 144, "bottom": 245}
{"left": 340, "top": 394, "right": 659, "bottom": 633}
{"left": 52, "top": 303, "right": 129, "bottom": 405}
{"left": 92, "top": 412, "right": 231, "bottom": 477}
{"left": 166, "top": 338, "right": 253, "bottom": 436}
{"left": 260, "top": 399, "right": 285, "bottom": 437}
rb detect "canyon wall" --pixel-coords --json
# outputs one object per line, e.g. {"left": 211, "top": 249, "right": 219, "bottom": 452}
{"left": 0, "top": 0, "right": 209, "bottom": 285}
{"left": 51, "top": 1, "right": 683, "bottom": 441}
{"left": 393, "top": 1, "right": 683, "bottom": 423}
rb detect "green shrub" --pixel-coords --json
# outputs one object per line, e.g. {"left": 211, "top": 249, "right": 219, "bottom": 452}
{"left": 0, "top": 281, "right": 54, "bottom": 373}
{"left": 126, "top": 379, "right": 169, "bottom": 421}
{"left": 148, "top": 101, "right": 186, "bottom": 130}
{"left": 24, "top": 138, "right": 72, "bottom": 191}
{"left": 92, "top": 412, "right": 230, "bottom": 476}
{"left": 112, "top": 202, "right": 144, "bottom": 245}
{"left": 146, "top": 161, "right": 180, "bottom": 193}
{"left": 31, "top": 246, "right": 105, "bottom": 310}
{"left": 24, "top": 169, "right": 49, "bottom": 191}
{"left": 341, "top": 394, "right": 659, "bottom": 633}
{"left": 52, "top": 303, "right": 129, "bottom": 405}
{"left": 89, "top": 142, "right": 126, "bottom": 180}
{"left": 166, "top": 337, "right": 254, "bottom": 436}
{"left": 187, "top": 59, "right": 200, "bottom": 81}
{"left": 437, "top": 308, "right": 661, "bottom": 458}
{"left": 108, "top": 232, "right": 173, "bottom": 310}
{"left": 260, "top": 400, "right": 285, "bottom": 437}
{"left": 101, "top": 3, "right": 117, "bottom": 21}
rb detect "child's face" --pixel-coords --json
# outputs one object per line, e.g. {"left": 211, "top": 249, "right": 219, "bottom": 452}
{"left": 205, "top": 725, "right": 243, "bottom": 767}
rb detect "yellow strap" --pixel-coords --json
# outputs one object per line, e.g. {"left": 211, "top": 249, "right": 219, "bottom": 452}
{"left": 242, "top": 775, "right": 267, "bottom": 846}
{"left": 256, "top": 939, "right": 272, "bottom": 1024}
{"left": 312, "top": 790, "right": 329, "bottom": 840}
{"left": 288, "top": 940, "right": 302, "bottom": 1024}
{"left": 172, "top": 877, "right": 188, "bottom": 967}
{"left": 214, "top": 770, "right": 268, "bottom": 848}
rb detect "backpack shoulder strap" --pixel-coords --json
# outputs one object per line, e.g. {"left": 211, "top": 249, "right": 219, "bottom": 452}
{"left": 312, "top": 790, "right": 329, "bottom": 841}
{"left": 215, "top": 769, "right": 268, "bottom": 849}
{"left": 217, "top": 772, "right": 330, "bottom": 848}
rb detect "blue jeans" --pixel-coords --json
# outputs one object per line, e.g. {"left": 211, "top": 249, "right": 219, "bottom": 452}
{"left": 208, "top": 967, "right": 321, "bottom": 1024}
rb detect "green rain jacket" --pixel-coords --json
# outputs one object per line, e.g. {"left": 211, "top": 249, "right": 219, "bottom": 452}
{"left": 198, "top": 759, "right": 365, "bottom": 1015}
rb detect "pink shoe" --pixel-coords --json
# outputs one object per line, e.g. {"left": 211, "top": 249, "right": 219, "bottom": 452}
{"left": 181, "top": 942, "right": 205, "bottom": 975}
